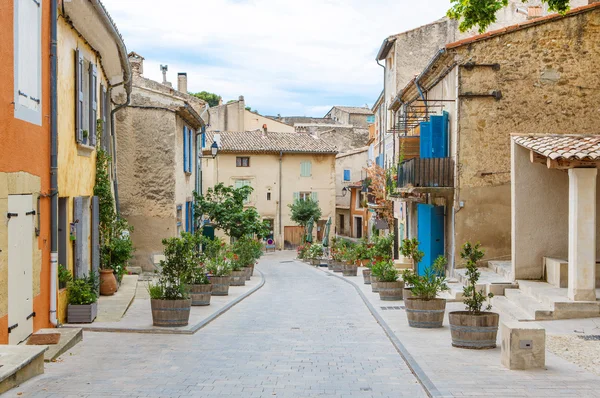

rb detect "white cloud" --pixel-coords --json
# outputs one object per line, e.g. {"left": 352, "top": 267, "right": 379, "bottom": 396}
{"left": 102, "top": 0, "right": 452, "bottom": 115}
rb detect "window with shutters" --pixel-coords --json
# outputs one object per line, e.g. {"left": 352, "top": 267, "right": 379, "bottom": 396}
{"left": 236, "top": 157, "right": 250, "bottom": 167}
{"left": 183, "top": 125, "right": 194, "bottom": 174}
{"left": 343, "top": 169, "right": 351, "bottom": 181}
{"left": 235, "top": 180, "right": 251, "bottom": 203}
{"left": 74, "top": 52, "right": 98, "bottom": 148}
{"left": 300, "top": 161, "right": 312, "bottom": 177}
{"left": 14, "top": 0, "right": 42, "bottom": 125}
{"left": 297, "top": 192, "right": 311, "bottom": 201}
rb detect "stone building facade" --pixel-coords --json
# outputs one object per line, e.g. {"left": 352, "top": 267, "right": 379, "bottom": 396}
{"left": 201, "top": 130, "right": 337, "bottom": 250}
{"left": 392, "top": 3, "right": 600, "bottom": 272}
{"left": 208, "top": 97, "right": 294, "bottom": 133}
{"left": 116, "top": 53, "right": 207, "bottom": 271}
{"left": 335, "top": 147, "right": 369, "bottom": 238}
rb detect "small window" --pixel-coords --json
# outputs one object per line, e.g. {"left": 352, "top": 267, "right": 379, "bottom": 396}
{"left": 300, "top": 161, "right": 312, "bottom": 177}
{"left": 236, "top": 157, "right": 250, "bottom": 167}
{"left": 267, "top": 192, "right": 271, "bottom": 201}
{"left": 343, "top": 169, "right": 351, "bottom": 182}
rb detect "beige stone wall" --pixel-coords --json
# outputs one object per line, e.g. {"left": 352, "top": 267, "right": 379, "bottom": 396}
{"left": 0, "top": 172, "right": 42, "bottom": 318}
{"left": 202, "top": 152, "right": 336, "bottom": 248}
{"left": 245, "top": 112, "right": 294, "bottom": 133}
{"left": 451, "top": 8, "right": 600, "bottom": 265}
{"left": 335, "top": 149, "right": 368, "bottom": 209}
{"left": 208, "top": 98, "right": 294, "bottom": 133}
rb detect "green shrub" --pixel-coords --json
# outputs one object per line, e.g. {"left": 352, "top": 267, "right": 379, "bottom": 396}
{"left": 58, "top": 264, "right": 72, "bottom": 289}
{"left": 400, "top": 238, "right": 424, "bottom": 265}
{"left": 461, "top": 242, "right": 492, "bottom": 314}
{"left": 67, "top": 278, "right": 97, "bottom": 305}
{"left": 371, "top": 234, "right": 394, "bottom": 260}
{"left": 371, "top": 260, "right": 399, "bottom": 282}
{"left": 206, "top": 256, "right": 232, "bottom": 277}
{"left": 402, "top": 255, "right": 449, "bottom": 300}
{"left": 307, "top": 243, "right": 324, "bottom": 260}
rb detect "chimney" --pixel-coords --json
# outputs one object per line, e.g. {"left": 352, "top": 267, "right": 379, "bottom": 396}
{"left": 177, "top": 73, "right": 188, "bottom": 93}
{"left": 128, "top": 52, "right": 144, "bottom": 76}
{"left": 527, "top": 6, "right": 542, "bottom": 19}
{"left": 262, "top": 124, "right": 267, "bottom": 138}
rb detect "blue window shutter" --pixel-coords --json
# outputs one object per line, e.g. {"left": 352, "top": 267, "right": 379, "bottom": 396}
{"left": 419, "top": 121, "right": 432, "bottom": 159}
{"left": 201, "top": 130, "right": 206, "bottom": 148}
{"left": 183, "top": 126, "right": 188, "bottom": 172}
{"left": 188, "top": 129, "right": 193, "bottom": 172}
{"left": 430, "top": 115, "right": 447, "bottom": 158}
{"left": 343, "top": 169, "right": 351, "bottom": 181}
{"left": 442, "top": 111, "right": 449, "bottom": 157}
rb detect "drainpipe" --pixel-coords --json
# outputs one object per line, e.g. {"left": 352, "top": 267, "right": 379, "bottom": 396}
{"left": 49, "top": 0, "right": 58, "bottom": 327}
{"left": 415, "top": 48, "right": 446, "bottom": 118}
{"left": 376, "top": 59, "right": 386, "bottom": 166}
{"left": 279, "top": 151, "right": 283, "bottom": 248}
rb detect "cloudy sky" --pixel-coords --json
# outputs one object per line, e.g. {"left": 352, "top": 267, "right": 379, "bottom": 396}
{"left": 102, "top": 0, "right": 454, "bottom": 116}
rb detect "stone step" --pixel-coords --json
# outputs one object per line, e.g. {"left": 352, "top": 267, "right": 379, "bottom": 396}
{"left": 29, "top": 328, "right": 83, "bottom": 362}
{"left": 0, "top": 345, "right": 47, "bottom": 394}
{"left": 517, "top": 280, "right": 600, "bottom": 319}
{"left": 491, "top": 295, "right": 536, "bottom": 322}
{"left": 488, "top": 260, "right": 513, "bottom": 280}
{"left": 454, "top": 267, "right": 513, "bottom": 286}
{"left": 504, "top": 288, "right": 554, "bottom": 320}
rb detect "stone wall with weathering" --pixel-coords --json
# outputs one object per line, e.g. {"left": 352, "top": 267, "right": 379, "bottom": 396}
{"left": 450, "top": 6, "right": 600, "bottom": 264}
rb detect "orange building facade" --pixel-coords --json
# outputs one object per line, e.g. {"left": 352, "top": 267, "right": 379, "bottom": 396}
{"left": 0, "top": 0, "right": 52, "bottom": 344}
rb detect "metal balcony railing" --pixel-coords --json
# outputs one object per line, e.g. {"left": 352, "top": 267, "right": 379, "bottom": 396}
{"left": 397, "top": 157, "right": 454, "bottom": 188}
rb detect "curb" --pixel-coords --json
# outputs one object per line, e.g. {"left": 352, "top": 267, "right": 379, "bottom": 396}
{"left": 310, "top": 263, "right": 441, "bottom": 398}
{"left": 64, "top": 269, "right": 266, "bottom": 336}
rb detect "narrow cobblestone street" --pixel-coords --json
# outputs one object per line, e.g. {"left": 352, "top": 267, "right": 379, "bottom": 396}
{"left": 8, "top": 251, "right": 425, "bottom": 398}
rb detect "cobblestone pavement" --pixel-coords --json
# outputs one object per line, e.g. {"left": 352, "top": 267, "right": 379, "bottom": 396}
{"left": 9, "top": 252, "right": 425, "bottom": 398}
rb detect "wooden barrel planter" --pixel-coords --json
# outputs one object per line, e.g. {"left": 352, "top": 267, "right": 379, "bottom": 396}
{"left": 342, "top": 263, "right": 358, "bottom": 276}
{"left": 405, "top": 298, "right": 446, "bottom": 328}
{"left": 448, "top": 311, "right": 499, "bottom": 349}
{"left": 210, "top": 276, "right": 231, "bottom": 296}
{"left": 151, "top": 298, "right": 192, "bottom": 327}
{"left": 248, "top": 264, "right": 255, "bottom": 277}
{"left": 362, "top": 269, "right": 372, "bottom": 284}
{"left": 231, "top": 270, "right": 246, "bottom": 286}
{"left": 378, "top": 281, "right": 404, "bottom": 301}
{"left": 243, "top": 266, "right": 252, "bottom": 281}
{"left": 189, "top": 284, "right": 212, "bottom": 306}
{"left": 327, "top": 260, "right": 335, "bottom": 271}
{"left": 332, "top": 261, "right": 343, "bottom": 272}
{"left": 371, "top": 275, "right": 381, "bottom": 293}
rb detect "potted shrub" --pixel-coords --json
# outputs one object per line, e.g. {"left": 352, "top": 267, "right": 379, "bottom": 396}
{"left": 187, "top": 265, "right": 212, "bottom": 306}
{"left": 373, "top": 260, "right": 403, "bottom": 300}
{"left": 148, "top": 234, "right": 194, "bottom": 327}
{"left": 354, "top": 239, "right": 370, "bottom": 266}
{"left": 67, "top": 273, "right": 98, "bottom": 323}
{"left": 230, "top": 252, "right": 247, "bottom": 287}
{"left": 206, "top": 256, "right": 233, "bottom": 296}
{"left": 297, "top": 244, "right": 309, "bottom": 261}
{"left": 399, "top": 238, "right": 424, "bottom": 299}
{"left": 402, "top": 255, "right": 450, "bottom": 328}
{"left": 307, "top": 243, "right": 324, "bottom": 266}
{"left": 449, "top": 242, "right": 498, "bottom": 349}
{"left": 341, "top": 246, "right": 358, "bottom": 276}
{"left": 371, "top": 234, "right": 394, "bottom": 262}
{"left": 362, "top": 261, "right": 373, "bottom": 284}
{"left": 232, "top": 238, "right": 260, "bottom": 281}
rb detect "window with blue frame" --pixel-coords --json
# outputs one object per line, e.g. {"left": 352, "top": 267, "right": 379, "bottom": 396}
{"left": 367, "top": 115, "right": 375, "bottom": 123}
{"left": 183, "top": 126, "right": 194, "bottom": 173}
{"left": 343, "top": 169, "right": 351, "bottom": 181}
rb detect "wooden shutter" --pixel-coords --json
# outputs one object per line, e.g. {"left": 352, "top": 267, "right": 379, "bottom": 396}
{"left": 16, "top": 0, "right": 41, "bottom": 112}
{"left": 89, "top": 63, "right": 98, "bottom": 147}
{"left": 91, "top": 196, "right": 99, "bottom": 284}
{"left": 301, "top": 161, "right": 312, "bottom": 177}
{"left": 311, "top": 192, "right": 318, "bottom": 202}
{"left": 75, "top": 50, "right": 84, "bottom": 143}
{"left": 188, "top": 129, "right": 193, "bottom": 172}
{"left": 183, "top": 126, "right": 188, "bottom": 172}
{"left": 74, "top": 197, "right": 84, "bottom": 279}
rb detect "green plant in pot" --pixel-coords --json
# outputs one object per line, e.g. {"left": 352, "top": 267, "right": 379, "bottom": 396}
{"left": 307, "top": 243, "right": 324, "bottom": 266}
{"left": 339, "top": 244, "right": 359, "bottom": 276}
{"left": 187, "top": 265, "right": 212, "bottom": 306}
{"left": 148, "top": 233, "right": 195, "bottom": 327}
{"left": 448, "top": 242, "right": 498, "bottom": 349}
{"left": 67, "top": 273, "right": 98, "bottom": 323}
{"left": 402, "top": 255, "right": 450, "bottom": 328}
{"left": 58, "top": 264, "right": 72, "bottom": 290}
{"left": 205, "top": 250, "right": 233, "bottom": 296}
{"left": 232, "top": 237, "right": 261, "bottom": 280}
{"left": 399, "top": 238, "right": 424, "bottom": 298}
{"left": 354, "top": 238, "right": 371, "bottom": 266}
{"left": 372, "top": 260, "right": 403, "bottom": 300}
{"left": 371, "top": 234, "right": 394, "bottom": 262}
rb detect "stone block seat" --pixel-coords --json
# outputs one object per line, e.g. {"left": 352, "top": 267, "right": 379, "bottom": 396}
{"left": 0, "top": 345, "right": 47, "bottom": 394}
{"left": 501, "top": 321, "right": 545, "bottom": 370}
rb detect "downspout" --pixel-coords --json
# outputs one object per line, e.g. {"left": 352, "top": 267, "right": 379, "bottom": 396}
{"left": 376, "top": 59, "right": 386, "bottom": 166}
{"left": 279, "top": 151, "right": 283, "bottom": 249}
{"left": 49, "top": 0, "right": 58, "bottom": 327}
{"left": 90, "top": 0, "right": 132, "bottom": 214}
{"left": 415, "top": 48, "right": 446, "bottom": 118}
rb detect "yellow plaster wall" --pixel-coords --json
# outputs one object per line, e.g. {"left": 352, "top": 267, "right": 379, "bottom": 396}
{"left": 0, "top": 172, "right": 42, "bottom": 318}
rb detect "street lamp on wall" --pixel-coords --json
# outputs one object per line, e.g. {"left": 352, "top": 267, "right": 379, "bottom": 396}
{"left": 200, "top": 141, "right": 219, "bottom": 159}
{"left": 341, "top": 186, "right": 348, "bottom": 197}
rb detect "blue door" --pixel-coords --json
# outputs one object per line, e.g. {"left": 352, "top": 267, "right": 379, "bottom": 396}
{"left": 419, "top": 122, "right": 432, "bottom": 158}
{"left": 417, "top": 204, "right": 445, "bottom": 276}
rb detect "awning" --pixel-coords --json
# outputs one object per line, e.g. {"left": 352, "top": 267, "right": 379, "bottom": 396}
{"left": 514, "top": 134, "right": 600, "bottom": 169}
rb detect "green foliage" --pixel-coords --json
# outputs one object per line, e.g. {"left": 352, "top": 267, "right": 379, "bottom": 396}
{"left": 400, "top": 238, "right": 424, "bottom": 265}
{"left": 288, "top": 198, "right": 322, "bottom": 243}
{"left": 371, "top": 260, "right": 399, "bottom": 282}
{"left": 354, "top": 238, "right": 371, "bottom": 260}
{"left": 194, "top": 184, "right": 270, "bottom": 240}
{"left": 306, "top": 243, "right": 324, "bottom": 260}
{"left": 191, "top": 91, "right": 222, "bottom": 107}
{"left": 402, "top": 255, "right": 450, "bottom": 300}
{"left": 153, "top": 233, "right": 197, "bottom": 300}
{"left": 370, "top": 234, "right": 394, "bottom": 260}
{"left": 188, "top": 266, "right": 210, "bottom": 285}
{"left": 460, "top": 242, "right": 493, "bottom": 314}
{"left": 58, "top": 264, "right": 72, "bottom": 289}
{"left": 447, "top": 0, "right": 569, "bottom": 33}
{"left": 231, "top": 237, "right": 262, "bottom": 269}
{"left": 147, "top": 283, "right": 164, "bottom": 299}
{"left": 205, "top": 255, "right": 232, "bottom": 277}
{"left": 67, "top": 277, "right": 97, "bottom": 305}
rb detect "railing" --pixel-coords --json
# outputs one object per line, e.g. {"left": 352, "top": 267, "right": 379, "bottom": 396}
{"left": 397, "top": 158, "right": 454, "bottom": 188}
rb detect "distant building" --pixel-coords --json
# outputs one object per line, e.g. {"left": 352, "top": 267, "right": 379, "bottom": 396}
{"left": 208, "top": 96, "right": 295, "bottom": 133}
{"left": 335, "top": 147, "right": 370, "bottom": 239}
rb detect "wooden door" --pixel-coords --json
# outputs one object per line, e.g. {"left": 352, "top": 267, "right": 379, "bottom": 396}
{"left": 284, "top": 226, "right": 304, "bottom": 249}
{"left": 8, "top": 194, "right": 34, "bottom": 344}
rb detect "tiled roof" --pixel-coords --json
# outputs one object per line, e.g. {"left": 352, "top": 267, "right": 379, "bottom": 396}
{"left": 514, "top": 135, "right": 600, "bottom": 160}
{"left": 331, "top": 106, "right": 373, "bottom": 115}
{"left": 205, "top": 131, "right": 338, "bottom": 154}
{"left": 446, "top": 2, "right": 600, "bottom": 50}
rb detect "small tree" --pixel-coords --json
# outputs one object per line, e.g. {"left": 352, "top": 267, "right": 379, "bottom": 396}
{"left": 191, "top": 91, "right": 221, "bottom": 107}
{"left": 288, "top": 198, "right": 322, "bottom": 241}
{"left": 460, "top": 242, "right": 493, "bottom": 314}
{"left": 400, "top": 238, "right": 424, "bottom": 266}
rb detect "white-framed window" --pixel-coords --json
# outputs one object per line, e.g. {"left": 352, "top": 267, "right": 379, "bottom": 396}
{"left": 14, "top": 0, "right": 42, "bottom": 125}
{"left": 294, "top": 192, "right": 318, "bottom": 202}
{"left": 75, "top": 50, "right": 98, "bottom": 147}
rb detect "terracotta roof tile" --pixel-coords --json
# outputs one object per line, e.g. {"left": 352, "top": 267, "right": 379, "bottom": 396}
{"left": 514, "top": 135, "right": 600, "bottom": 160}
{"left": 205, "top": 131, "right": 338, "bottom": 154}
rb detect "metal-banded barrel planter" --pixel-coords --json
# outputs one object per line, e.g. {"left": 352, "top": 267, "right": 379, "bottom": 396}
{"left": 231, "top": 270, "right": 247, "bottom": 286}
{"left": 210, "top": 276, "right": 232, "bottom": 296}
{"left": 245, "top": 265, "right": 253, "bottom": 280}
{"left": 378, "top": 280, "right": 404, "bottom": 301}
{"left": 342, "top": 263, "right": 358, "bottom": 276}
{"left": 188, "top": 284, "right": 212, "bottom": 306}
{"left": 405, "top": 298, "right": 446, "bottom": 328}
{"left": 327, "top": 260, "right": 335, "bottom": 271}
{"left": 362, "top": 269, "right": 372, "bottom": 284}
{"left": 332, "top": 261, "right": 343, "bottom": 272}
{"left": 448, "top": 311, "right": 499, "bottom": 349}
{"left": 371, "top": 275, "right": 381, "bottom": 293}
{"left": 151, "top": 298, "right": 192, "bottom": 327}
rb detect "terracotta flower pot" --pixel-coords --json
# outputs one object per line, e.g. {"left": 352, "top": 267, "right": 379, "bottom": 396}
{"left": 99, "top": 269, "right": 117, "bottom": 296}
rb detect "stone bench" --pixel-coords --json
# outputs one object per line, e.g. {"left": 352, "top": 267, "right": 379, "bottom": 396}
{"left": 501, "top": 321, "right": 545, "bottom": 370}
{"left": 544, "top": 257, "right": 600, "bottom": 289}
